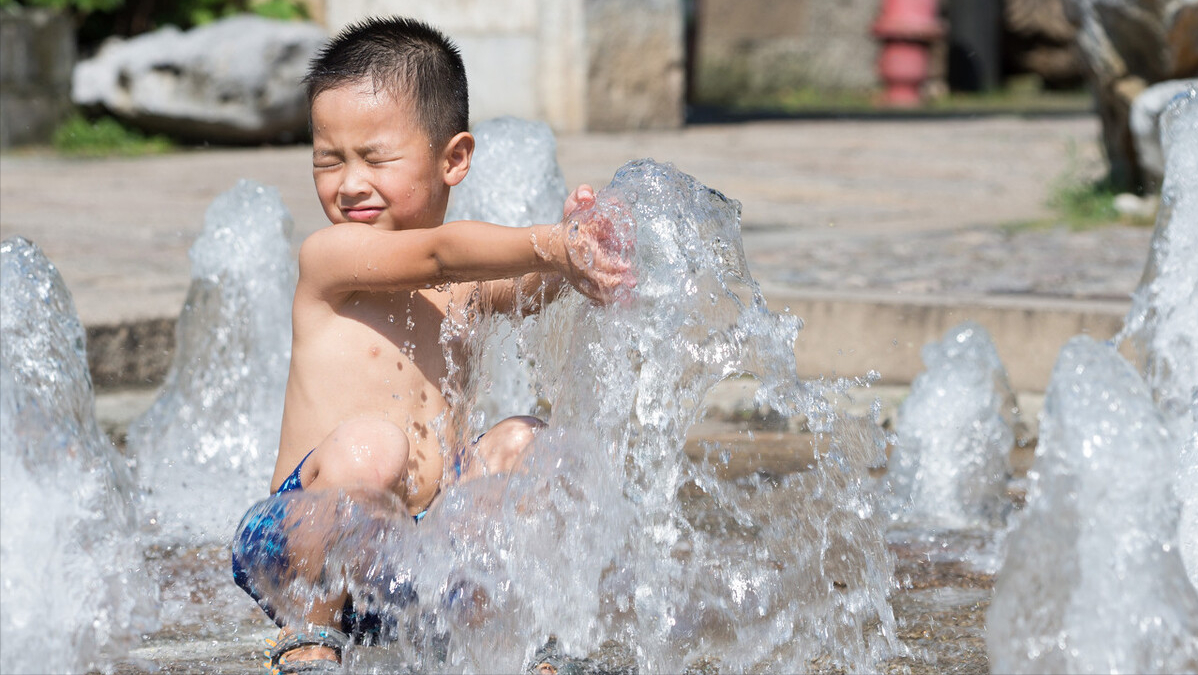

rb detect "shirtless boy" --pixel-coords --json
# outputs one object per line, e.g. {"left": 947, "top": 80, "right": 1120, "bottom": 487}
{"left": 230, "top": 16, "right": 633, "bottom": 672}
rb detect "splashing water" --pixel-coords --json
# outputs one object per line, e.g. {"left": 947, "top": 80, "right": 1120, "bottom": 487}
{"left": 1118, "top": 86, "right": 1198, "bottom": 585}
{"left": 444, "top": 117, "right": 569, "bottom": 427}
{"left": 263, "top": 160, "right": 899, "bottom": 672}
{"left": 0, "top": 238, "right": 159, "bottom": 674}
{"left": 985, "top": 337, "right": 1198, "bottom": 673}
{"left": 884, "top": 321, "right": 1017, "bottom": 531}
{"left": 127, "top": 180, "right": 296, "bottom": 543}
{"left": 446, "top": 116, "right": 569, "bottom": 229}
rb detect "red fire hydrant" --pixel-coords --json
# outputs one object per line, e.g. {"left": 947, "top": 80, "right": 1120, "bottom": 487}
{"left": 873, "top": 0, "right": 943, "bottom": 106}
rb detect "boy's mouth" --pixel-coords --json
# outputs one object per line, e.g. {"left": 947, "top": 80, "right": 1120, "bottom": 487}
{"left": 343, "top": 207, "right": 383, "bottom": 222}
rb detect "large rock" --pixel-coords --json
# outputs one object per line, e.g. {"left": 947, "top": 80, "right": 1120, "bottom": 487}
{"left": 583, "top": 0, "right": 684, "bottom": 130}
{"left": 1129, "top": 77, "right": 1198, "bottom": 191}
{"left": 72, "top": 15, "right": 326, "bottom": 144}
{"left": 1066, "top": 0, "right": 1198, "bottom": 191}
{"left": 327, "top": 0, "right": 685, "bottom": 133}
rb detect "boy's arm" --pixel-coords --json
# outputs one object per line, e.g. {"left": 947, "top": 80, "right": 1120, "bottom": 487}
{"left": 301, "top": 185, "right": 634, "bottom": 304}
{"left": 298, "top": 219, "right": 563, "bottom": 299}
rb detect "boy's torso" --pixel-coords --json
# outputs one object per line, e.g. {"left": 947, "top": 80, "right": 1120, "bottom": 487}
{"left": 275, "top": 283, "right": 470, "bottom": 512}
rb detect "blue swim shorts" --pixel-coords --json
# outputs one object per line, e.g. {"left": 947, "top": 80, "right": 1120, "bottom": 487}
{"left": 231, "top": 439, "right": 478, "bottom": 638}
{"left": 230, "top": 450, "right": 408, "bottom": 640}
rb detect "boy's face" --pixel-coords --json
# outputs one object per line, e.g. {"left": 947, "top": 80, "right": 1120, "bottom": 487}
{"left": 311, "top": 82, "right": 459, "bottom": 231}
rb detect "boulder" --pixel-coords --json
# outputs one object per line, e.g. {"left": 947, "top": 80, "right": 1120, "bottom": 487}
{"left": 1065, "top": 0, "right": 1198, "bottom": 192}
{"left": 72, "top": 15, "right": 326, "bottom": 144}
{"left": 1129, "top": 78, "right": 1198, "bottom": 191}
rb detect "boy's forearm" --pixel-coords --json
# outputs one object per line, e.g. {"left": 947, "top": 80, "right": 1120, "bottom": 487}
{"left": 298, "top": 219, "right": 571, "bottom": 297}
{"left": 434, "top": 221, "right": 563, "bottom": 283}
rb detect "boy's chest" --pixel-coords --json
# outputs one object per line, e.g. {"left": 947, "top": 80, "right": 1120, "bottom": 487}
{"left": 332, "top": 288, "right": 466, "bottom": 381}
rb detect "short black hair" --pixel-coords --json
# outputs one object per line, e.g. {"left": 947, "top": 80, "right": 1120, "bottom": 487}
{"left": 304, "top": 16, "right": 469, "bottom": 147}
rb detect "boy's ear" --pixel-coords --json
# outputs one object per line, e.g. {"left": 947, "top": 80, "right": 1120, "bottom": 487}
{"left": 442, "top": 131, "right": 474, "bottom": 187}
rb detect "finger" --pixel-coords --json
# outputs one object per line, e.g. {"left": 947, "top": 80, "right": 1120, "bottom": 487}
{"left": 562, "top": 195, "right": 580, "bottom": 218}
{"left": 562, "top": 185, "right": 596, "bottom": 218}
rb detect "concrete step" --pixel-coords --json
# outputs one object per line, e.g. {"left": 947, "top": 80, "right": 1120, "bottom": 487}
{"left": 86, "top": 287, "right": 1125, "bottom": 398}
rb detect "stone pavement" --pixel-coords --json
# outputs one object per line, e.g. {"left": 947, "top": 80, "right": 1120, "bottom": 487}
{"left": 0, "top": 113, "right": 1153, "bottom": 391}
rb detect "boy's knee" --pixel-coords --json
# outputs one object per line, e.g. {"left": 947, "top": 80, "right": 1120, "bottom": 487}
{"left": 315, "top": 419, "right": 410, "bottom": 490}
{"left": 480, "top": 416, "right": 544, "bottom": 473}
{"left": 494, "top": 415, "right": 545, "bottom": 445}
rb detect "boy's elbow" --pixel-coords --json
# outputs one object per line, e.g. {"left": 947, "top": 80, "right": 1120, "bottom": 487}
{"left": 296, "top": 233, "right": 322, "bottom": 281}
{"left": 297, "top": 228, "right": 360, "bottom": 294}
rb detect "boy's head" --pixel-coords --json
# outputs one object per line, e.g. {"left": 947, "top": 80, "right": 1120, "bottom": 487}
{"left": 305, "top": 17, "right": 474, "bottom": 230}
{"left": 304, "top": 16, "right": 469, "bottom": 149}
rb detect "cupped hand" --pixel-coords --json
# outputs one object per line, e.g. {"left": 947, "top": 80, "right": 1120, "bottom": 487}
{"left": 563, "top": 184, "right": 595, "bottom": 219}
{"left": 558, "top": 185, "right": 637, "bottom": 305}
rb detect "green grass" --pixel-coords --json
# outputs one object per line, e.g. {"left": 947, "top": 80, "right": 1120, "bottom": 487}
{"left": 51, "top": 113, "right": 174, "bottom": 157}
{"left": 1002, "top": 134, "right": 1157, "bottom": 232}
{"left": 1004, "top": 175, "right": 1156, "bottom": 233}
{"left": 1048, "top": 178, "right": 1121, "bottom": 228}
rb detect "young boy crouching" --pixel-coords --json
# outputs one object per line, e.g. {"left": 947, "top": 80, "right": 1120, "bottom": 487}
{"left": 231, "top": 16, "right": 634, "bottom": 672}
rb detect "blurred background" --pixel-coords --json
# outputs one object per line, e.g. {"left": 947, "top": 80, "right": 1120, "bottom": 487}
{"left": 3, "top": 0, "right": 1194, "bottom": 194}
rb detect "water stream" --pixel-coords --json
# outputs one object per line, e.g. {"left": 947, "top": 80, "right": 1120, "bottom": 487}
{"left": 883, "top": 321, "right": 1019, "bottom": 533}
{"left": 985, "top": 86, "right": 1198, "bottom": 672}
{"left": 0, "top": 239, "right": 158, "bottom": 674}
{"left": 127, "top": 180, "right": 296, "bottom": 544}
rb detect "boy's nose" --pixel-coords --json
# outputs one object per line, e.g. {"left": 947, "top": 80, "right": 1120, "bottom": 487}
{"left": 339, "top": 166, "right": 371, "bottom": 198}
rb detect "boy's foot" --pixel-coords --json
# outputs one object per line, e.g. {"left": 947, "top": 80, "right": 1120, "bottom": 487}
{"left": 528, "top": 636, "right": 567, "bottom": 675}
{"left": 265, "top": 626, "right": 348, "bottom": 673}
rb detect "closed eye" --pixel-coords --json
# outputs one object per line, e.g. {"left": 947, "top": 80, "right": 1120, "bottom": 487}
{"left": 313, "top": 149, "right": 342, "bottom": 168}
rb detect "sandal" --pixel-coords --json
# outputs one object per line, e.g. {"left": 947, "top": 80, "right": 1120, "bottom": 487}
{"left": 527, "top": 636, "right": 569, "bottom": 675}
{"left": 263, "top": 625, "right": 349, "bottom": 674}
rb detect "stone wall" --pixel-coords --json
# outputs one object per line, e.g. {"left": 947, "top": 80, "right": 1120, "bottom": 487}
{"left": 0, "top": 7, "right": 75, "bottom": 148}
{"left": 319, "top": 0, "right": 684, "bottom": 132}
{"left": 691, "top": 0, "right": 880, "bottom": 105}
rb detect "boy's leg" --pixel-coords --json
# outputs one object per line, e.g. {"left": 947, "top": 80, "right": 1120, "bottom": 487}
{"left": 264, "top": 419, "right": 412, "bottom": 665}
{"left": 424, "top": 415, "right": 545, "bottom": 630}
{"left": 305, "top": 418, "right": 412, "bottom": 493}
{"left": 456, "top": 415, "right": 546, "bottom": 481}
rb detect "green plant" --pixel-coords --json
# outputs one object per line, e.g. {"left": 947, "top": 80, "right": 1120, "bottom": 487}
{"left": 3, "top": 0, "right": 310, "bottom": 48}
{"left": 52, "top": 113, "right": 173, "bottom": 156}
{"left": 1048, "top": 178, "right": 1121, "bottom": 229}
{"left": 1030, "top": 137, "right": 1154, "bottom": 230}
{"left": 1, "top": 0, "right": 307, "bottom": 19}
{"left": 153, "top": 0, "right": 308, "bottom": 28}
{"left": 0, "top": 0, "right": 123, "bottom": 12}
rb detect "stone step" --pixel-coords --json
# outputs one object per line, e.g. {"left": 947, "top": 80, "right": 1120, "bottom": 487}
{"left": 86, "top": 289, "right": 1125, "bottom": 394}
